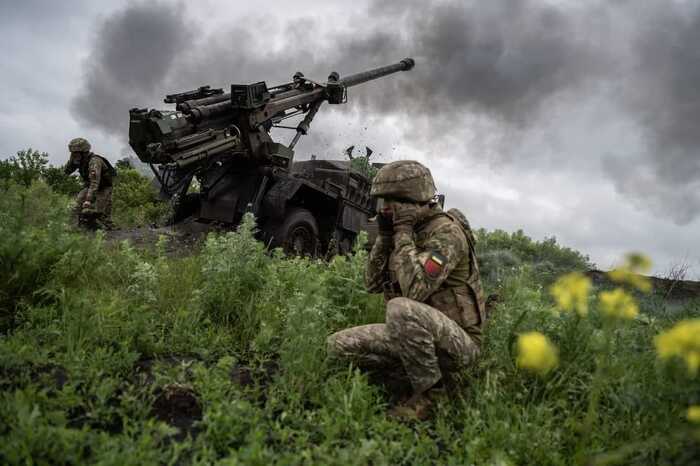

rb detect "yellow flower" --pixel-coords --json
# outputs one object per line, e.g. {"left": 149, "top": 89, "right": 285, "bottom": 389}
{"left": 688, "top": 406, "right": 700, "bottom": 423}
{"left": 598, "top": 288, "right": 639, "bottom": 320}
{"left": 550, "top": 272, "right": 591, "bottom": 316}
{"left": 607, "top": 253, "right": 653, "bottom": 292}
{"left": 516, "top": 332, "right": 559, "bottom": 375}
{"left": 655, "top": 319, "right": 700, "bottom": 376}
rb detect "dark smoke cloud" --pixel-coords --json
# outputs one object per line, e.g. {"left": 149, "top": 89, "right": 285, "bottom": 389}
{"left": 596, "top": 1, "right": 700, "bottom": 225}
{"left": 71, "top": 1, "right": 194, "bottom": 134}
{"left": 74, "top": 0, "right": 605, "bottom": 132}
{"left": 71, "top": 0, "right": 700, "bottom": 224}
{"left": 631, "top": 3, "right": 700, "bottom": 166}
{"left": 362, "top": 1, "right": 610, "bottom": 124}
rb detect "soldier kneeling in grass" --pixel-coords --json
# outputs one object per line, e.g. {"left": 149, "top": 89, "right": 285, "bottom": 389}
{"left": 327, "top": 160, "right": 486, "bottom": 420}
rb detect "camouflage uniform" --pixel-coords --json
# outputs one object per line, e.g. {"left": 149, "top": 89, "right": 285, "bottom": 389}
{"left": 64, "top": 138, "right": 115, "bottom": 229}
{"left": 327, "top": 161, "right": 485, "bottom": 396}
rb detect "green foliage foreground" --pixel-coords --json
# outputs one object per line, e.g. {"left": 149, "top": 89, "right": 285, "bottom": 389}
{"left": 1, "top": 181, "right": 699, "bottom": 465}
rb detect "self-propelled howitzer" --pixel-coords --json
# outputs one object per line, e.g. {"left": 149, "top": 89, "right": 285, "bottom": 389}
{"left": 128, "top": 58, "right": 414, "bottom": 255}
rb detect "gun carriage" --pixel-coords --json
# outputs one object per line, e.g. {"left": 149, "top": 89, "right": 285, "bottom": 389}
{"left": 129, "top": 58, "right": 414, "bottom": 255}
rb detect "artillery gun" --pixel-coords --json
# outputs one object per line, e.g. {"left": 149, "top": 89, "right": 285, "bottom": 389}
{"left": 129, "top": 58, "right": 414, "bottom": 255}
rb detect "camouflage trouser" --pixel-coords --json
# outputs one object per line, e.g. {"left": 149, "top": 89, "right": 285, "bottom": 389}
{"left": 327, "top": 297, "right": 480, "bottom": 394}
{"left": 75, "top": 187, "right": 113, "bottom": 229}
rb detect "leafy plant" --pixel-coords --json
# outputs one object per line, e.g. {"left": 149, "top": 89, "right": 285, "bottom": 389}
{"left": 4, "top": 148, "right": 48, "bottom": 187}
{"left": 112, "top": 167, "right": 170, "bottom": 228}
{"left": 42, "top": 166, "right": 82, "bottom": 196}
{"left": 0, "top": 174, "right": 698, "bottom": 465}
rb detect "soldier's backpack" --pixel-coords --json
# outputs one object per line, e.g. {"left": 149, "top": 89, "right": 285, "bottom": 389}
{"left": 95, "top": 154, "right": 118, "bottom": 178}
{"left": 445, "top": 207, "right": 487, "bottom": 321}
{"left": 445, "top": 208, "right": 475, "bottom": 247}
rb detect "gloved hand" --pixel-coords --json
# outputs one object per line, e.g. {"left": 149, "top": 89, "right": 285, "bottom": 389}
{"left": 377, "top": 208, "right": 394, "bottom": 236}
{"left": 393, "top": 203, "right": 418, "bottom": 234}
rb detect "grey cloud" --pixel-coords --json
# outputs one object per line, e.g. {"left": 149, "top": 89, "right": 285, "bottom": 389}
{"left": 70, "top": 0, "right": 700, "bottom": 224}
{"left": 597, "top": 1, "right": 700, "bottom": 225}
{"left": 602, "top": 154, "right": 700, "bottom": 225}
{"left": 72, "top": 0, "right": 606, "bottom": 132}
{"left": 71, "top": 1, "right": 194, "bottom": 135}
{"left": 371, "top": 1, "right": 609, "bottom": 123}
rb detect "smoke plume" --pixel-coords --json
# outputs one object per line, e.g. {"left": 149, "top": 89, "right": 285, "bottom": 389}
{"left": 71, "top": 0, "right": 700, "bottom": 224}
{"left": 71, "top": 2, "right": 194, "bottom": 134}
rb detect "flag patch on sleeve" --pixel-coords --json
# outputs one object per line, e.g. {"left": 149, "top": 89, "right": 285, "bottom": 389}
{"left": 424, "top": 252, "right": 447, "bottom": 278}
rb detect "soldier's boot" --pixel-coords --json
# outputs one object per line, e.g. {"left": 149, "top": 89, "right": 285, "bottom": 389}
{"left": 78, "top": 212, "right": 98, "bottom": 231}
{"left": 387, "top": 391, "right": 433, "bottom": 421}
{"left": 96, "top": 214, "right": 115, "bottom": 231}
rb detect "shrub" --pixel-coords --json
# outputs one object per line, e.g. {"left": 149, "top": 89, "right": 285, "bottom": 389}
{"left": 42, "top": 166, "right": 82, "bottom": 196}
{"left": 0, "top": 181, "right": 80, "bottom": 331}
{"left": 5, "top": 148, "right": 48, "bottom": 187}
{"left": 111, "top": 168, "right": 169, "bottom": 228}
{"left": 1, "top": 167, "right": 698, "bottom": 465}
{"left": 476, "top": 228, "right": 592, "bottom": 286}
{"left": 199, "top": 214, "right": 269, "bottom": 344}
{"left": 1, "top": 147, "right": 80, "bottom": 196}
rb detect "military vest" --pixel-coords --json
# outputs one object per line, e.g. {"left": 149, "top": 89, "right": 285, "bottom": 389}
{"left": 444, "top": 208, "right": 486, "bottom": 322}
{"left": 389, "top": 207, "right": 486, "bottom": 343}
{"left": 78, "top": 153, "right": 116, "bottom": 188}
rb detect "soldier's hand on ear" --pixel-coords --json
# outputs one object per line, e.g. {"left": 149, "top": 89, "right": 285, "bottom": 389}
{"left": 393, "top": 202, "right": 418, "bottom": 234}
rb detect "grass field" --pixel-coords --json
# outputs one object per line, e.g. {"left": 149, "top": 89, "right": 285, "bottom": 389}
{"left": 1, "top": 171, "right": 699, "bottom": 465}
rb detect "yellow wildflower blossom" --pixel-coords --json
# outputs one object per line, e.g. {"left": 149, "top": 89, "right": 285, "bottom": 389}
{"left": 607, "top": 253, "right": 652, "bottom": 292}
{"left": 550, "top": 272, "right": 591, "bottom": 316}
{"left": 598, "top": 289, "right": 639, "bottom": 320}
{"left": 655, "top": 319, "right": 700, "bottom": 376}
{"left": 516, "top": 332, "right": 559, "bottom": 375}
{"left": 688, "top": 406, "right": 700, "bottom": 423}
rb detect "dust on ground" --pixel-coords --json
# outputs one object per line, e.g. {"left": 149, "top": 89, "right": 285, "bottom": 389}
{"left": 103, "top": 219, "right": 220, "bottom": 256}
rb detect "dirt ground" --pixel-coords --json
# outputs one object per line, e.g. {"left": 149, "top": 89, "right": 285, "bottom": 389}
{"left": 103, "top": 219, "right": 219, "bottom": 256}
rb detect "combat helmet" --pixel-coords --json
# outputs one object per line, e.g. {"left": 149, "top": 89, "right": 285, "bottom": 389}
{"left": 370, "top": 160, "right": 436, "bottom": 203}
{"left": 68, "top": 137, "right": 91, "bottom": 153}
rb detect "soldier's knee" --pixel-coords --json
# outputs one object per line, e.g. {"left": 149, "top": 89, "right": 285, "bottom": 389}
{"left": 326, "top": 333, "right": 340, "bottom": 357}
{"left": 386, "top": 297, "right": 418, "bottom": 339}
{"left": 386, "top": 298, "right": 413, "bottom": 321}
{"left": 326, "top": 333, "right": 343, "bottom": 357}
{"left": 386, "top": 297, "right": 414, "bottom": 323}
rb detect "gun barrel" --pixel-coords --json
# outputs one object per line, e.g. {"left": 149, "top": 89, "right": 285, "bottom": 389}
{"left": 171, "top": 134, "right": 239, "bottom": 168}
{"left": 339, "top": 58, "right": 415, "bottom": 88}
{"left": 178, "top": 93, "right": 231, "bottom": 112}
{"left": 187, "top": 101, "right": 233, "bottom": 122}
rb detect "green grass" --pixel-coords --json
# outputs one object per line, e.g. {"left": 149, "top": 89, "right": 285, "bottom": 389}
{"left": 0, "top": 180, "right": 699, "bottom": 465}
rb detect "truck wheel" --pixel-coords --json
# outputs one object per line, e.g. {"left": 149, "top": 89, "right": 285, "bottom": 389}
{"left": 275, "top": 208, "right": 319, "bottom": 257}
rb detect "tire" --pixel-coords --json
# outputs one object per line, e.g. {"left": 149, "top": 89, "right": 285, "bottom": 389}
{"left": 273, "top": 208, "right": 319, "bottom": 257}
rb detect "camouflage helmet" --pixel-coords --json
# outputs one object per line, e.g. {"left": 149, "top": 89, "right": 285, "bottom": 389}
{"left": 68, "top": 137, "right": 91, "bottom": 153}
{"left": 370, "top": 160, "right": 436, "bottom": 203}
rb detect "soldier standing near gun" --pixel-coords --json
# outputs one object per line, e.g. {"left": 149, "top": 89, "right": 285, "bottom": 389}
{"left": 64, "top": 137, "right": 116, "bottom": 230}
{"left": 327, "top": 160, "right": 486, "bottom": 420}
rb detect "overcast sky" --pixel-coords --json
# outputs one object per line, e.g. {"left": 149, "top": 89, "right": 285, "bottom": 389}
{"left": 2, "top": 0, "right": 700, "bottom": 277}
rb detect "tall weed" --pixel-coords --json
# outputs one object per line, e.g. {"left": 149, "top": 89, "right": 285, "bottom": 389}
{"left": 1, "top": 179, "right": 699, "bottom": 465}
{"left": 0, "top": 182, "right": 79, "bottom": 331}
